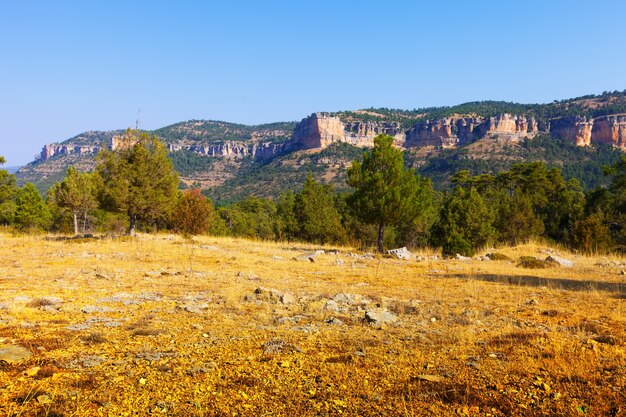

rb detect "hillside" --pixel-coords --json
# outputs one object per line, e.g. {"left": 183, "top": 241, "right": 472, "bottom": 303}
{"left": 14, "top": 90, "right": 626, "bottom": 202}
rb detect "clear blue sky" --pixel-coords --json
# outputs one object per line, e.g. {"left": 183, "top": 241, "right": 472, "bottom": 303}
{"left": 1, "top": 0, "right": 625, "bottom": 166}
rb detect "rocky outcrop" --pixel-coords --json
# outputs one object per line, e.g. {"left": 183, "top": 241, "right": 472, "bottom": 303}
{"left": 291, "top": 113, "right": 404, "bottom": 150}
{"left": 550, "top": 116, "right": 593, "bottom": 146}
{"left": 591, "top": 114, "right": 626, "bottom": 148}
{"left": 40, "top": 143, "right": 101, "bottom": 160}
{"left": 405, "top": 114, "right": 543, "bottom": 148}
{"left": 36, "top": 111, "right": 626, "bottom": 164}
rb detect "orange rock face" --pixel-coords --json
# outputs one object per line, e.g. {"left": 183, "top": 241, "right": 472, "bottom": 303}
{"left": 550, "top": 116, "right": 593, "bottom": 146}
{"left": 591, "top": 115, "right": 626, "bottom": 148}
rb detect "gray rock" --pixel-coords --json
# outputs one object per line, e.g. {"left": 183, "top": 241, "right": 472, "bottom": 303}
{"left": 324, "top": 299, "right": 341, "bottom": 313}
{"left": 178, "top": 302, "right": 209, "bottom": 314}
{"left": 325, "top": 317, "right": 344, "bottom": 326}
{"left": 387, "top": 247, "right": 413, "bottom": 260}
{"left": 545, "top": 255, "right": 574, "bottom": 267}
{"left": 364, "top": 308, "right": 398, "bottom": 325}
{"left": 455, "top": 254, "right": 471, "bottom": 261}
{"left": 0, "top": 345, "right": 31, "bottom": 363}
{"left": 280, "top": 292, "right": 296, "bottom": 305}
{"left": 82, "top": 305, "right": 113, "bottom": 314}
{"left": 293, "top": 250, "right": 325, "bottom": 262}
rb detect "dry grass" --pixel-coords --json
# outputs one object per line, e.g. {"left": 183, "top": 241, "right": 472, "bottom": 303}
{"left": 0, "top": 233, "right": 624, "bottom": 416}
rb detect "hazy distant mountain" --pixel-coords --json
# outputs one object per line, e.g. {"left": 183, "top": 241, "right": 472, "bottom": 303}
{"left": 6, "top": 166, "right": 19, "bottom": 174}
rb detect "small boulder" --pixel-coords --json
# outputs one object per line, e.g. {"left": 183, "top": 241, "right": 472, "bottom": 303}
{"left": 387, "top": 247, "right": 413, "bottom": 260}
{"left": 545, "top": 256, "right": 574, "bottom": 268}
{"left": 364, "top": 308, "right": 398, "bottom": 325}
{"left": 293, "top": 250, "right": 325, "bottom": 262}
{"left": 0, "top": 345, "right": 31, "bottom": 364}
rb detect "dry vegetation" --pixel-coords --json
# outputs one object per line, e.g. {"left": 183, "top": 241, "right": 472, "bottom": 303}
{"left": 0, "top": 233, "right": 625, "bottom": 416}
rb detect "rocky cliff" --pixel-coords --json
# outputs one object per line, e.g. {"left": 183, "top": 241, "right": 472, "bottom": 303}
{"left": 291, "top": 113, "right": 405, "bottom": 150}
{"left": 34, "top": 109, "right": 626, "bottom": 166}
{"left": 591, "top": 114, "right": 626, "bottom": 148}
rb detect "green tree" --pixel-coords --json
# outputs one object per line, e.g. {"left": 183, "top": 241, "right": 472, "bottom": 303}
{"left": 14, "top": 183, "right": 52, "bottom": 231}
{"left": 48, "top": 167, "right": 99, "bottom": 235}
{"left": 432, "top": 187, "right": 495, "bottom": 257}
{"left": 347, "top": 134, "right": 429, "bottom": 252}
{"left": 276, "top": 190, "right": 299, "bottom": 242}
{"left": 171, "top": 189, "right": 219, "bottom": 236}
{"left": 293, "top": 174, "right": 345, "bottom": 244}
{"left": 0, "top": 156, "right": 17, "bottom": 226}
{"left": 219, "top": 197, "right": 277, "bottom": 240}
{"left": 493, "top": 189, "right": 544, "bottom": 245}
{"left": 96, "top": 130, "right": 179, "bottom": 235}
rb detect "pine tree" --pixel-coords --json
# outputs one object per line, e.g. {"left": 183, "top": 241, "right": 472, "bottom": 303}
{"left": 14, "top": 183, "right": 52, "bottom": 231}
{"left": 432, "top": 187, "right": 495, "bottom": 257}
{"left": 0, "top": 156, "right": 17, "bottom": 226}
{"left": 347, "top": 134, "right": 428, "bottom": 252}
{"left": 96, "top": 130, "right": 179, "bottom": 235}
{"left": 294, "top": 174, "right": 345, "bottom": 244}
{"left": 48, "top": 167, "right": 98, "bottom": 235}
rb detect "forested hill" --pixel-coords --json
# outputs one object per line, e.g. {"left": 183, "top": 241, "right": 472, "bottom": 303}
{"left": 14, "top": 90, "right": 626, "bottom": 203}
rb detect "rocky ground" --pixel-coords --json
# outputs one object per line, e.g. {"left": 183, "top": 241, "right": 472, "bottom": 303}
{"left": 0, "top": 234, "right": 624, "bottom": 416}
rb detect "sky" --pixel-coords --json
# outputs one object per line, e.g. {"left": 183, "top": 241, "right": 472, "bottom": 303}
{"left": 1, "top": 0, "right": 625, "bottom": 166}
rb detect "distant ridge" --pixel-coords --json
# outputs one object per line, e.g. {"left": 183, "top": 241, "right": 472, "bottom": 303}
{"left": 6, "top": 166, "right": 19, "bottom": 174}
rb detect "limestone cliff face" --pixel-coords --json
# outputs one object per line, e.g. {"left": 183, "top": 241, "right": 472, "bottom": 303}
{"left": 405, "top": 114, "right": 542, "bottom": 148}
{"left": 591, "top": 115, "right": 626, "bottom": 147}
{"left": 549, "top": 116, "right": 593, "bottom": 146}
{"left": 40, "top": 143, "right": 101, "bottom": 160}
{"left": 167, "top": 142, "right": 287, "bottom": 159}
{"left": 291, "top": 113, "right": 405, "bottom": 150}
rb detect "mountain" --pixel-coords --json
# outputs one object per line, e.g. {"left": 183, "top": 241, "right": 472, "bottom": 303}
{"left": 6, "top": 166, "right": 20, "bottom": 174}
{"left": 14, "top": 90, "right": 626, "bottom": 203}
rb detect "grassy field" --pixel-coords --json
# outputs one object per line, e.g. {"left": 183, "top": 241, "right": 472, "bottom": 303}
{"left": 0, "top": 233, "right": 624, "bottom": 416}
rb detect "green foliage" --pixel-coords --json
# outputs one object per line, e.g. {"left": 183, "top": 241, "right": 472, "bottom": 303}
{"left": 348, "top": 135, "right": 431, "bottom": 252}
{"left": 570, "top": 213, "right": 612, "bottom": 254}
{"left": 96, "top": 130, "right": 180, "bottom": 235}
{"left": 493, "top": 190, "right": 544, "bottom": 245}
{"left": 47, "top": 167, "right": 99, "bottom": 235}
{"left": 218, "top": 197, "right": 277, "bottom": 240}
{"left": 293, "top": 174, "right": 345, "bottom": 244}
{"left": 170, "top": 150, "right": 215, "bottom": 176}
{"left": 171, "top": 189, "right": 221, "bottom": 236}
{"left": 275, "top": 191, "right": 298, "bottom": 242}
{"left": 154, "top": 120, "right": 295, "bottom": 144}
{"left": 0, "top": 157, "right": 17, "bottom": 225}
{"left": 14, "top": 183, "right": 52, "bottom": 231}
{"left": 432, "top": 187, "right": 495, "bottom": 257}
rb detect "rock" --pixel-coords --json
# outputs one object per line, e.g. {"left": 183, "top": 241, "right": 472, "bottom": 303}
{"left": 293, "top": 250, "right": 325, "bottom": 262}
{"left": 324, "top": 299, "right": 342, "bottom": 313}
{"left": 387, "top": 247, "right": 413, "bottom": 260}
{"left": 178, "top": 302, "right": 209, "bottom": 314}
{"left": 280, "top": 292, "right": 296, "bottom": 305}
{"left": 545, "top": 255, "right": 574, "bottom": 267}
{"left": 335, "top": 259, "right": 345, "bottom": 266}
{"left": 325, "top": 317, "right": 344, "bottom": 326}
{"left": 415, "top": 374, "right": 445, "bottom": 383}
{"left": 272, "top": 256, "right": 284, "bottom": 260}
{"left": 455, "top": 253, "right": 471, "bottom": 261}
{"left": 82, "top": 305, "right": 113, "bottom": 314}
{"left": 364, "top": 308, "right": 398, "bottom": 325}
{"left": 24, "top": 366, "right": 40, "bottom": 377}
{"left": 0, "top": 345, "right": 31, "bottom": 363}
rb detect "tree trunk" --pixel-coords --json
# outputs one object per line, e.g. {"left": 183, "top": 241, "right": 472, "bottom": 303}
{"left": 377, "top": 222, "right": 385, "bottom": 253}
{"left": 129, "top": 215, "right": 137, "bottom": 236}
{"left": 73, "top": 213, "right": 79, "bottom": 236}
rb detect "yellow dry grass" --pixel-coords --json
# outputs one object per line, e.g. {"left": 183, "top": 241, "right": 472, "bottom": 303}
{"left": 0, "top": 233, "right": 624, "bottom": 416}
